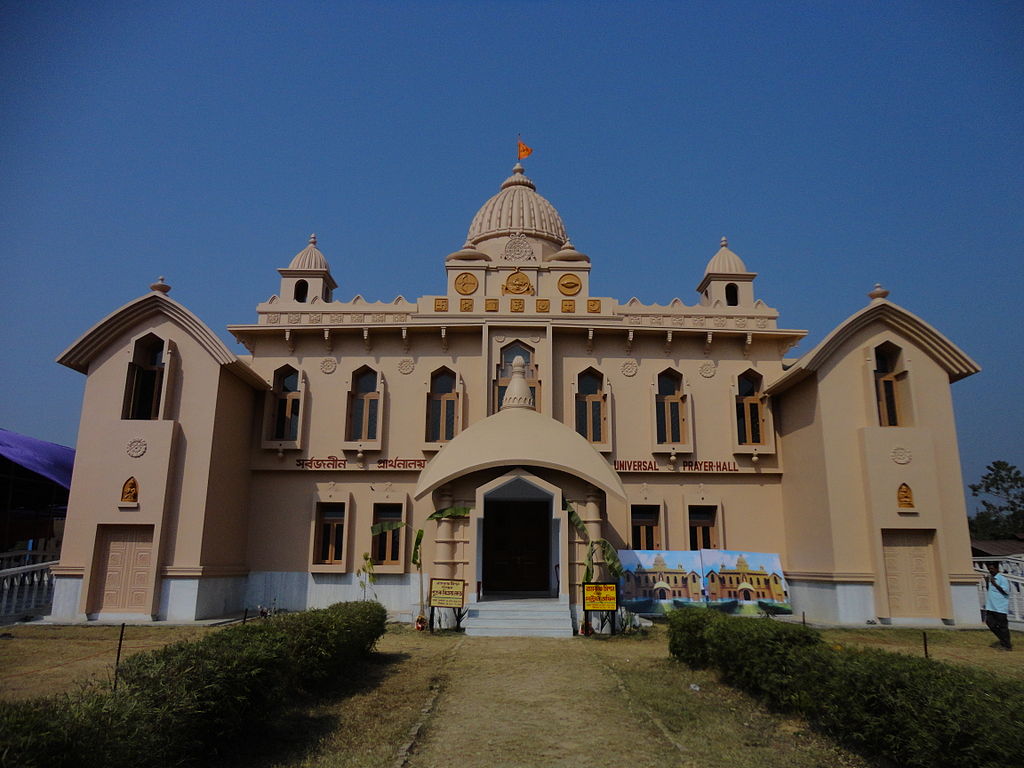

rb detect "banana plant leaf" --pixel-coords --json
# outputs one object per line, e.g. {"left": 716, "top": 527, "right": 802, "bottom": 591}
{"left": 370, "top": 520, "right": 407, "bottom": 535}
{"left": 411, "top": 528, "right": 424, "bottom": 568}
{"left": 427, "top": 506, "right": 472, "bottom": 521}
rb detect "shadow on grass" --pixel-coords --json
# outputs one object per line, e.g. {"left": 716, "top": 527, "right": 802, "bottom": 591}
{"left": 221, "top": 650, "right": 410, "bottom": 768}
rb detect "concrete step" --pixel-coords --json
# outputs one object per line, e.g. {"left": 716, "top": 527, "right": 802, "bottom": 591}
{"left": 464, "top": 597, "right": 573, "bottom": 638}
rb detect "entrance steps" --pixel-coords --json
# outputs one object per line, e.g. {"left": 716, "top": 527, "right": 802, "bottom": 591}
{"left": 464, "top": 596, "right": 574, "bottom": 638}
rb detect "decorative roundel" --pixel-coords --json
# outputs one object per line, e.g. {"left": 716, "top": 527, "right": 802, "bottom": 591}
{"left": 504, "top": 271, "right": 532, "bottom": 294}
{"left": 398, "top": 358, "right": 415, "bottom": 375}
{"left": 454, "top": 272, "right": 478, "bottom": 295}
{"left": 504, "top": 232, "right": 534, "bottom": 262}
{"left": 890, "top": 447, "right": 913, "bottom": 465}
{"left": 698, "top": 361, "right": 717, "bottom": 378}
{"left": 126, "top": 438, "right": 148, "bottom": 458}
{"left": 558, "top": 273, "right": 582, "bottom": 296}
{"left": 320, "top": 358, "right": 337, "bottom": 374}
{"left": 621, "top": 359, "right": 639, "bottom": 377}
{"left": 756, "top": 317, "right": 768, "bottom": 329}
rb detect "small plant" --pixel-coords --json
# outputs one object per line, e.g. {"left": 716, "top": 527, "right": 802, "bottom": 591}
{"left": 355, "top": 552, "right": 376, "bottom": 600}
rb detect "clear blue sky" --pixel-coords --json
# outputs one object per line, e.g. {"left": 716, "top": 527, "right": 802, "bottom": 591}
{"left": 2, "top": 1, "right": 1021, "bottom": 507}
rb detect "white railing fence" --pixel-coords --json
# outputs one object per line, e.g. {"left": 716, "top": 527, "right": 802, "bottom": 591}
{"left": 0, "top": 561, "right": 58, "bottom": 618}
{"left": 973, "top": 555, "right": 1024, "bottom": 626}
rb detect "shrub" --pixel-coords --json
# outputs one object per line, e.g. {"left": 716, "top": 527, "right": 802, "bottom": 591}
{"left": 0, "top": 601, "right": 387, "bottom": 768}
{"left": 667, "top": 613, "right": 1024, "bottom": 768}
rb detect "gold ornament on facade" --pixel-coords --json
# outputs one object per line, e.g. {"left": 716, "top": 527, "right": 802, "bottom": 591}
{"left": 558, "top": 273, "right": 582, "bottom": 296}
{"left": 434, "top": 298, "right": 449, "bottom": 312}
{"left": 587, "top": 299, "right": 601, "bottom": 313}
{"left": 121, "top": 477, "right": 139, "bottom": 503}
{"left": 485, "top": 298, "right": 499, "bottom": 312}
{"left": 536, "top": 299, "right": 550, "bottom": 312}
{"left": 897, "top": 483, "right": 915, "bottom": 508}
{"left": 460, "top": 298, "right": 473, "bottom": 312}
{"left": 511, "top": 298, "right": 525, "bottom": 312}
{"left": 561, "top": 299, "right": 575, "bottom": 313}
{"left": 503, "top": 270, "right": 533, "bottom": 295}
{"left": 454, "top": 272, "right": 478, "bottom": 295}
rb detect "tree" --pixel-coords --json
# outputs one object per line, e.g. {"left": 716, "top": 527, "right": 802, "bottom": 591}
{"left": 968, "top": 460, "right": 1024, "bottom": 539}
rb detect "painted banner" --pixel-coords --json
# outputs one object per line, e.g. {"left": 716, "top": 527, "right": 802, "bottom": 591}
{"left": 618, "top": 549, "right": 791, "bottom": 617}
{"left": 582, "top": 582, "right": 619, "bottom": 611}
{"left": 429, "top": 578, "right": 466, "bottom": 608}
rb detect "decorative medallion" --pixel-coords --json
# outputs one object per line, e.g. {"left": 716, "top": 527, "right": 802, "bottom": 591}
{"left": 536, "top": 299, "right": 550, "bottom": 312}
{"left": 735, "top": 317, "right": 747, "bottom": 328}
{"left": 698, "top": 361, "right": 717, "bottom": 379}
{"left": 121, "top": 477, "right": 139, "bottom": 503}
{"left": 126, "top": 438, "right": 147, "bottom": 458}
{"left": 460, "top": 298, "right": 473, "bottom": 312}
{"left": 692, "top": 316, "right": 706, "bottom": 328}
{"left": 561, "top": 299, "right": 576, "bottom": 313}
{"left": 329, "top": 313, "right": 344, "bottom": 323}
{"left": 398, "top": 358, "right": 415, "bottom": 375}
{"left": 320, "top": 358, "right": 337, "bottom": 374}
{"left": 529, "top": 336, "right": 541, "bottom": 343}
{"left": 350, "top": 313, "right": 365, "bottom": 323}
{"left": 897, "top": 483, "right": 915, "bottom": 508}
{"left": 627, "top": 315, "right": 642, "bottom": 325}
{"left": 309, "top": 313, "right": 322, "bottom": 324}
{"left": 756, "top": 317, "right": 768, "bottom": 329}
{"left": 890, "top": 447, "right": 913, "bottom": 465}
{"left": 371, "top": 313, "right": 385, "bottom": 323}
{"left": 454, "top": 272, "right": 478, "bottom": 295}
{"left": 587, "top": 299, "right": 601, "bottom": 313}
{"left": 649, "top": 316, "right": 664, "bottom": 326}
{"left": 503, "top": 270, "right": 533, "bottom": 295}
{"left": 267, "top": 313, "right": 280, "bottom": 324}
{"left": 288, "top": 313, "right": 301, "bottom": 324}
{"left": 557, "top": 273, "right": 582, "bottom": 296}
{"left": 494, "top": 335, "right": 506, "bottom": 343}
{"left": 504, "top": 232, "right": 535, "bottom": 262}
{"left": 712, "top": 317, "right": 727, "bottom": 328}
{"left": 511, "top": 298, "right": 525, "bottom": 312}
{"left": 434, "top": 298, "right": 449, "bottom": 312}
{"left": 485, "top": 299, "right": 499, "bottom": 312}
{"left": 621, "top": 359, "right": 639, "bottom": 377}
{"left": 671, "top": 316, "right": 685, "bottom": 326}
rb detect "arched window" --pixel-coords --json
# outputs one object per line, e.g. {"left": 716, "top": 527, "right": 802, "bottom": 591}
{"left": 725, "top": 283, "right": 739, "bottom": 306}
{"left": 575, "top": 368, "right": 606, "bottom": 443}
{"left": 347, "top": 367, "right": 380, "bottom": 441}
{"left": 493, "top": 341, "right": 539, "bottom": 412}
{"left": 426, "top": 367, "right": 459, "bottom": 442}
{"left": 736, "top": 371, "right": 765, "bottom": 445}
{"left": 875, "top": 342, "right": 905, "bottom": 426}
{"left": 122, "top": 334, "right": 165, "bottom": 420}
{"left": 655, "top": 369, "right": 686, "bottom": 444}
{"left": 294, "top": 280, "right": 309, "bottom": 302}
{"left": 271, "top": 366, "right": 301, "bottom": 440}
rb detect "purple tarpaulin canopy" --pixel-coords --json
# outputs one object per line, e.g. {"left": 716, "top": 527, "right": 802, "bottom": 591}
{"left": 0, "top": 429, "right": 75, "bottom": 489}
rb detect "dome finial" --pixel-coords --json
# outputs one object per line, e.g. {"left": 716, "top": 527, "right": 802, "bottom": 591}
{"left": 720, "top": 236, "right": 728, "bottom": 248}
{"left": 150, "top": 276, "right": 171, "bottom": 294}
{"left": 501, "top": 356, "right": 535, "bottom": 409}
{"left": 868, "top": 283, "right": 890, "bottom": 300}
{"left": 512, "top": 162, "right": 525, "bottom": 174}
{"left": 309, "top": 233, "right": 317, "bottom": 246}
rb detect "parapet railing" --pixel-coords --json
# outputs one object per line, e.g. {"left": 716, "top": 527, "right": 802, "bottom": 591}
{"left": 973, "top": 555, "right": 1024, "bottom": 626}
{"left": 0, "top": 561, "right": 58, "bottom": 619}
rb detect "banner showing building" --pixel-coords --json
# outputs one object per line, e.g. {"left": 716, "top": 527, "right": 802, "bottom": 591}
{"left": 618, "top": 549, "right": 791, "bottom": 616}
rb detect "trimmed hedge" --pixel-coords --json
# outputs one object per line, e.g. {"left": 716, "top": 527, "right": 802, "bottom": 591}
{"left": 667, "top": 608, "right": 1024, "bottom": 768}
{"left": 0, "top": 601, "right": 387, "bottom": 768}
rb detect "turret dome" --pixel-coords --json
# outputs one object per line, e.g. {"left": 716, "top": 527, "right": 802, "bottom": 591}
{"left": 288, "top": 234, "right": 331, "bottom": 271}
{"left": 467, "top": 163, "right": 567, "bottom": 247}
{"left": 704, "top": 236, "right": 748, "bottom": 275}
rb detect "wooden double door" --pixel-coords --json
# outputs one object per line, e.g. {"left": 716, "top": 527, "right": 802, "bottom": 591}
{"left": 882, "top": 529, "right": 939, "bottom": 618}
{"left": 482, "top": 501, "right": 550, "bottom": 593}
{"left": 90, "top": 525, "right": 154, "bottom": 614}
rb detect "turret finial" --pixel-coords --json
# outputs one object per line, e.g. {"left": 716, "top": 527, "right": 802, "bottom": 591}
{"left": 309, "top": 233, "right": 317, "bottom": 246}
{"left": 720, "top": 236, "right": 728, "bottom": 248}
{"left": 150, "top": 276, "right": 171, "bottom": 294}
{"left": 868, "top": 283, "right": 890, "bottom": 300}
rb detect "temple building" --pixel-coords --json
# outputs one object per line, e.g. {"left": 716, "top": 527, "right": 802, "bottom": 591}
{"left": 50, "top": 161, "right": 981, "bottom": 632}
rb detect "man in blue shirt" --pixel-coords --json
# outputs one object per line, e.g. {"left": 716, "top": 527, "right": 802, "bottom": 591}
{"left": 984, "top": 561, "right": 1013, "bottom": 651}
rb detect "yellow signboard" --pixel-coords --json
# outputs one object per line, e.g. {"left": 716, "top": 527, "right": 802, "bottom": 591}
{"left": 583, "top": 582, "right": 618, "bottom": 611}
{"left": 429, "top": 578, "right": 466, "bottom": 608}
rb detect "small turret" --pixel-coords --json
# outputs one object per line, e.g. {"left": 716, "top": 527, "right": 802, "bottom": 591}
{"left": 277, "top": 234, "right": 338, "bottom": 304}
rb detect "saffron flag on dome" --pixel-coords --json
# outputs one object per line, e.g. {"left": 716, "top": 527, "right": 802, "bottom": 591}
{"left": 517, "top": 139, "right": 533, "bottom": 160}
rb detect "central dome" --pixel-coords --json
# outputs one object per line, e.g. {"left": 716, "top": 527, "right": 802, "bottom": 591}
{"left": 467, "top": 163, "right": 567, "bottom": 247}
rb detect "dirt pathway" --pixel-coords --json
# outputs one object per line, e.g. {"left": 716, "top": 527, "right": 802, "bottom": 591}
{"left": 404, "top": 636, "right": 686, "bottom": 768}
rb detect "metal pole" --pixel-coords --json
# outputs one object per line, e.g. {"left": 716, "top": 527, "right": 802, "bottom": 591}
{"left": 922, "top": 631, "right": 929, "bottom": 659}
{"left": 113, "top": 623, "right": 126, "bottom": 692}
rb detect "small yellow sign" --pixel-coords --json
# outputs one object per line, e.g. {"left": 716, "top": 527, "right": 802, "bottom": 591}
{"left": 583, "top": 582, "right": 618, "bottom": 612}
{"left": 429, "top": 578, "right": 466, "bottom": 608}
